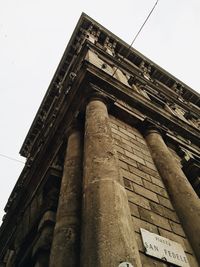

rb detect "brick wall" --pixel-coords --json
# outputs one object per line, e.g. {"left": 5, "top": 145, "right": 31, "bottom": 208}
{"left": 109, "top": 115, "right": 199, "bottom": 267}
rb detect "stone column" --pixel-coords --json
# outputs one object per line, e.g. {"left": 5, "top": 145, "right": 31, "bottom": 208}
{"left": 49, "top": 126, "right": 83, "bottom": 267}
{"left": 145, "top": 128, "right": 200, "bottom": 263}
{"left": 32, "top": 211, "right": 56, "bottom": 267}
{"left": 81, "top": 94, "right": 142, "bottom": 267}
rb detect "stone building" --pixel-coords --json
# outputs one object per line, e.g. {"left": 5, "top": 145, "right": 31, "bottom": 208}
{"left": 0, "top": 13, "right": 200, "bottom": 267}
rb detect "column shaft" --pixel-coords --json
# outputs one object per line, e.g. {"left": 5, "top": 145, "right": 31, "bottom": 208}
{"left": 81, "top": 99, "right": 142, "bottom": 267}
{"left": 49, "top": 129, "right": 82, "bottom": 267}
{"left": 145, "top": 129, "right": 200, "bottom": 263}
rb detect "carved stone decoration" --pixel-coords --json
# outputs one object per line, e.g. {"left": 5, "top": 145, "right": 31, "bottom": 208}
{"left": 81, "top": 25, "right": 100, "bottom": 44}
{"left": 171, "top": 82, "right": 184, "bottom": 100}
{"left": 103, "top": 37, "right": 117, "bottom": 56}
{"left": 139, "top": 61, "right": 152, "bottom": 80}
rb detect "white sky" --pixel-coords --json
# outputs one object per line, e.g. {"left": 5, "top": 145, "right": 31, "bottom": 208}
{"left": 0, "top": 0, "right": 200, "bottom": 222}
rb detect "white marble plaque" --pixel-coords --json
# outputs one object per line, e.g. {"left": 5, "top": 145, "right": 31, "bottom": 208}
{"left": 118, "top": 262, "right": 133, "bottom": 267}
{"left": 140, "top": 228, "right": 190, "bottom": 267}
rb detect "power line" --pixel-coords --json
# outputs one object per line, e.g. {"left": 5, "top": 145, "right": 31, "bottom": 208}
{"left": 113, "top": 0, "right": 159, "bottom": 77}
{"left": 0, "top": 153, "right": 25, "bottom": 164}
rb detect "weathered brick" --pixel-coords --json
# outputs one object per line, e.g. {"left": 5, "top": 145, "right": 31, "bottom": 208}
{"left": 150, "top": 202, "right": 179, "bottom": 223}
{"left": 118, "top": 160, "right": 129, "bottom": 170}
{"left": 135, "top": 232, "right": 144, "bottom": 252}
{"left": 123, "top": 178, "right": 133, "bottom": 191}
{"left": 118, "top": 153, "right": 138, "bottom": 168}
{"left": 122, "top": 138, "right": 142, "bottom": 152}
{"left": 131, "top": 149, "right": 153, "bottom": 164}
{"left": 138, "top": 207, "right": 172, "bottom": 231}
{"left": 109, "top": 116, "right": 126, "bottom": 129}
{"left": 157, "top": 195, "right": 174, "bottom": 210}
{"left": 151, "top": 176, "right": 165, "bottom": 188}
{"left": 169, "top": 221, "right": 186, "bottom": 237}
{"left": 111, "top": 127, "right": 130, "bottom": 141}
{"left": 126, "top": 126, "right": 142, "bottom": 137}
{"left": 158, "top": 228, "right": 193, "bottom": 254}
{"left": 128, "top": 202, "right": 140, "bottom": 217}
{"left": 133, "top": 183, "right": 159, "bottom": 203}
{"left": 136, "top": 136, "right": 147, "bottom": 145}
{"left": 129, "top": 165, "right": 151, "bottom": 181}
{"left": 115, "top": 145, "right": 125, "bottom": 154}
{"left": 115, "top": 141, "right": 132, "bottom": 152}
{"left": 127, "top": 190, "right": 150, "bottom": 210}
{"left": 125, "top": 150, "right": 145, "bottom": 165}
{"left": 112, "top": 133, "right": 121, "bottom": 141}
{"left": 138, "top": 163, "right": 160, "bottom": 178}
{"left": 186, "top": 253, "right": 199, "bottom": 267}
{"left": 119, "top": 127, "right": 136, "bottom": 139}
{"left": 130, "top": 138, "right": 148, "bottom": 150}
{"left": 140, "top": 252, "right": 168, "bottom": 267}
{"left": 110, "top": 122, "right": 118, "bottom": 130}
{"left": 145, "top": 160, "right": 157, "bottom": 171}
{"left": 121, "top": 169, "right": 143, "bottom": 186}
{"left": 132, "top": 217, "right": 159, "bottom": 234}
{"left": 143, "top": 180, "right": 168, "bottom": 198}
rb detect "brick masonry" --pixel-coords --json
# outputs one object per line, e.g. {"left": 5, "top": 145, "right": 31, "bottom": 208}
{"left": 109, "top": 115, "right": 199, "bottom": 267}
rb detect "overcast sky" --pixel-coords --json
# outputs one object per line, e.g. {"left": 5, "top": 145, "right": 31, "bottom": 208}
{"left": 0, "top": 0, "right": 200, "bottom": 222}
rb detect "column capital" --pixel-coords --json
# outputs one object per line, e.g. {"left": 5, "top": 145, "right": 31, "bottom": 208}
{"left": 139, "top": 118, "right": 167, "bottom": 137}
{"left": 66, "top": 119, "right": 83, "bottom": 138}
{"left": 86, "top": 91, "right": 109, "bottom": 106}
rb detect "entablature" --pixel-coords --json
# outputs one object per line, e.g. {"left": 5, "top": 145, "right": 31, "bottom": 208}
{"left": 20, "top": 13, "right": 200, "bottom": 159}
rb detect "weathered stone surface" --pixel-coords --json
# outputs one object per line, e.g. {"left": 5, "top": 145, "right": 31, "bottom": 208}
{"left": 127, "top": 190, "right": 151, "bottom": 210}
{"left": 132, "top": 183, "right": 159, "bottom": 203}
{"left": 138, "top": 207, "right": 172, "bottom": 231}
{"left": 49, "top": 129, "right": 83, "bottom": 267}
{"left": 81, "top": 99, "right": 142, "bottom": 267}
{"left": 145, "top": 129, "right": 200, "bottom": 263}
{"left": 132, "top": 217, "right": 159, "bottom": 234}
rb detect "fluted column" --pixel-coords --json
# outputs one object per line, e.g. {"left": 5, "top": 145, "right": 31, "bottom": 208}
{"left": 145, "top": 127, "right": 200, "bottom": 263}
{"left": 81, "top": 95, "right": 142, "bottom": 267}
{"left": 49, "top": 126, "right": 83, "bottom": 267}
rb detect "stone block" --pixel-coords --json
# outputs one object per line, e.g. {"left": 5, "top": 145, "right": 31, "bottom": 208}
{"left": 129, "top": 165, "right": 151, "bottom": 181}
{"left": 186, "top": 253, "right": 199, "bottom": 267}
{"left": 121, "top": 169, "right": 143, "bottom": 186}
{"left": 118, "top": 153, "right": 138, "bottom": 168}
{"left": 150, "top": 202, "right": 179, "bottom": 223}
{"left": 110, "top": 122, "right": 118, "bottom": 130}
{"left": 140, "top": 252, "right": 168, "bottom": 267}
{"left": 127, "top": 190, "right": 151, "bottom": 210}
{"left": 132, "top": 217, "right": 159, "bottom": 234}
{"left": 111, "top": 127, "right": 131, "bottom": 141}
{"left": 125, "top": 150, "right": 145, "bottom": 165}
{"left": 129, "top": 202, "right": 140, "bottom": 217}
{"left": 123, "top": 178, "right": 133, "bottom": 191}
{"left": 169, "top": 221, "right": 186, "bottom": 237}
{"left": 112, "top": 133, "right": 121, "bottom": 141}
{"left": 135, "top": 232, "right": 144, "bottom": 252}
{"left": 138, "top": 207, "right": 172, "bottom": 231}
{"left": 138, "top": 163, "right": 160, "bottom": 178}
{"left": 157, "top": 195, "right": 174, "bottom": 210}
{"left": 151, "top": 176, "right": 165, "bottom": 188}
{"left": 135, "top": 136, "right": 147, "bottom": 145}
{"left": 132, "top": 183, "right": 159, "bottom": 203}
{"left": 145, "top": 160, "right": 157, "bottom": 171}
{"left": 119, "top": 127, "right": 136, "bottom": 139}
{"left": 118, "top": 160, "right": 129, "bottom": 170}
{"left": 158, "top": 228, "right": 193, "bottom": 254}
{"left": 115, "top": 145, "right": 125, "bottom": 154}
{"left": 143, "top": 180, "right": 168, "bottom": 198}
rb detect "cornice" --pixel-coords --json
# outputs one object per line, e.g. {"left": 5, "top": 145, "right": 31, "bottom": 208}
{"left": 20, "top": 13, "right": 200, "bottom": 158}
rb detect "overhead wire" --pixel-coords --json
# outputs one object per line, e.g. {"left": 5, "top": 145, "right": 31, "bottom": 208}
{"left": 0, "top": 153, "right": 25, "bottom": 164}
{"left": 0, "top": 1, "right": 159, "bottom": 167}
{"left": 112, "top": 0, "right": 159, "bottom": 77}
